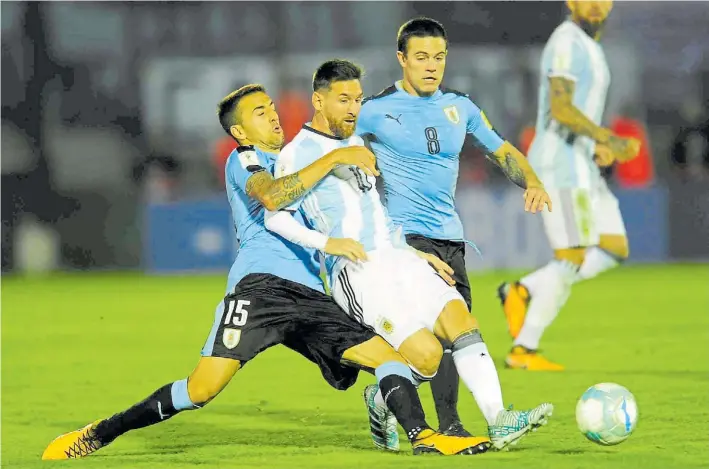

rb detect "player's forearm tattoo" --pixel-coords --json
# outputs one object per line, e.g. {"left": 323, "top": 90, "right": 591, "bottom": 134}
{"left": 267, "top": 174, "right": 307, "bottom": 209}
{"left": 246, "top": 171, "right": 307, "bottom": 210}
{"left": 550, "top": 77, "right": 607, "bottom": 143}
{"left": 493, "top": 152, "right": 528, "bottom": 189}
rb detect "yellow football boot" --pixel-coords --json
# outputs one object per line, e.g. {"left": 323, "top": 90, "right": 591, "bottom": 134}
{"left": 505, "top": 346, "right": 564, "bottom": 371}
{"left": 41, "top": 420, "right": 103, "bottom": 460}
{"left": 497, "top": 282, "right": 530, "bottom": 339}
{"left": 411, "top": 428, "right": 491, "bottom": 455}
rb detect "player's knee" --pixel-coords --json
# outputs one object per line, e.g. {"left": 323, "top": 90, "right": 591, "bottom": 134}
{"left": 554, "top": 248, "right": 586, "bottom": 266}
{"left": 187, "top": 361, "right": 240, "bottom": 406}
{"left": 433, "top": 300, "right": 479, "bottom": 344}
{"left": 599, "top": 237, "right": 629, "bottom": 261}
{"left": 402, "top": 336, "right": 443, "bottom": 378}
{"left": 186, "top": 377, "right": 221, "bottom": 406}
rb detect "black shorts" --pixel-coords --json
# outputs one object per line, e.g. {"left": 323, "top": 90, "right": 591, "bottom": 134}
{"left": 405, "top": 234, "right": 472, "bottom": 311}
{"left": 200, "top": 273, "right": 376, "bottom": 390}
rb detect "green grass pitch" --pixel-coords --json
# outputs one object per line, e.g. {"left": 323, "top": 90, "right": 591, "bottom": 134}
{"left": 2, "top": 264, "right": 708, "bottom": 468}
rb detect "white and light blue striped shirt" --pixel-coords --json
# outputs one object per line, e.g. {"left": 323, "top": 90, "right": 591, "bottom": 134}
{"left": 275, "top": 125, "right": 406, "bottom": 284}
{"left": 528, "top": 20, "right": 611, "bottom": 189}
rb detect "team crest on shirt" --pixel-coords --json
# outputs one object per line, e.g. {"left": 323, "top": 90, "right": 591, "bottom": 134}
{"left": 381, "top": 319, "right": 395, "bottom": 335}
{"left": 222, "top": 328, "right": 241, "bottom": 349}
{"left": 443, "top": 105, "right": 460, "bottom": 124}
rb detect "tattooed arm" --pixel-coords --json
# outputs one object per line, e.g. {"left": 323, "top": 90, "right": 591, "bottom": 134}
{"left": 549, "top": 77, "right": 636, "bottom": 159}
{"left": 488, "top": 141, "right": 543, "bottom": 190}
{"left": 488, "top": 141, "right": 552, "bottom": 213}
{"left": 245, "top": 146, "right": 378, "bottom": 211}
{"left": 245, "top": 171, "right": 306, "bottom": 212}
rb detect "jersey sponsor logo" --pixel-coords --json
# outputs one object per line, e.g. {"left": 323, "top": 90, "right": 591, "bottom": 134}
{"left": 222, "top": 328, "right": 242, "bottom": 349}
{"left": 238, "top": 150, "right": 261, "bottom": 169}
{"left": 443, "top": 105, "right": 460, "bottom": 124}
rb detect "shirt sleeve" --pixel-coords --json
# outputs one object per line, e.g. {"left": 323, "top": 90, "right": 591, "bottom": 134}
{"left": 547, "top": 38, "right": 586, "bottom": 82}
{"left": 264, "top": 210, "right": 328, "bottom": 250}
{"left": 464, "top": 98, "right": 505, "bottom": 153}
{"left": 227, "top": 148, "right": 269, "bottom": 192}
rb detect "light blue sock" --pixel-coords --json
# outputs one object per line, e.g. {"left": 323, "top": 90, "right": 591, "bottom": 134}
{"left": 170, "top": 378, "right": 199, "bottom": 411}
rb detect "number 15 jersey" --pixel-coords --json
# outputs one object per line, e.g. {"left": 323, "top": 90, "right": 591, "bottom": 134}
{"left": 356, "top": 81, "right": 504, "bottom": 242}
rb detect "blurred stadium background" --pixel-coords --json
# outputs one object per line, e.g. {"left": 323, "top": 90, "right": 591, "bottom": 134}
{"left": 2, "top": 1, "right": 708, "bottom": 274}
{"left": 2, "top": 3, "right": 709, "bottom": 468}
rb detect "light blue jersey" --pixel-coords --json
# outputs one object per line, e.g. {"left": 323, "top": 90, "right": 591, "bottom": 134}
{"left": 356, "top": 81, "right": 504, "bottom": 242}
{"left": 275, "top": 125, "right": 405, "bottom": 285}
{"left": 528, "top": 20, "right": 611, "bottom": 189}
{"left": 225, "top": 145, "right": 323, "bottom": 293}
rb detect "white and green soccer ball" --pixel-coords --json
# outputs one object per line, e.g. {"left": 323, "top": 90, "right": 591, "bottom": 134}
{"left": 576, "top": 383, "right": 638, "bottom": 446}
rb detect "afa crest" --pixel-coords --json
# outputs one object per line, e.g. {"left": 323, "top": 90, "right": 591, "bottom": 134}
{"left": 222, "top": 328, "right": 241, "bottom": 349}
{"left": 443, "top": 105, "right": 460, "bottom": 124}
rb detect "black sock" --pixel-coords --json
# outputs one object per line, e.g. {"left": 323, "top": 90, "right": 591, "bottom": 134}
{"left": 430, "top": 346, "right": 462, "bottom": 430}
{"left": 93, "top": 383, "right": 180, "bottom": 445}
{"left": 378, "top": 375, "right": 430, "bottom": 441}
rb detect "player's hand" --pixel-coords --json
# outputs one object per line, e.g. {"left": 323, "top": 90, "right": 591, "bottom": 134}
{"left": 324, "top": 238, "right": 368, "bottom": 262}
{"left": 523, "top": 183, "right": 552, "bottom": 214}
{"left": 327, "top": 146, "right": 379, "bottom": 177}
{"left": 414, "top": 250, "right": 456, "bottom": 286}
{"left": 608, "top": 135, "right": 641, "bottom": 162}
{"left": 593, "top": 143, "right": 616, "bottom": 167}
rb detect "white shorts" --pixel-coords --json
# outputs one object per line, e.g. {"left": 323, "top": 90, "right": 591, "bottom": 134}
{"left": 331, "top": 247, "right": 465, "bottom": 351}
{"left": 542, "top": 178, "right": 627, "bottom": 249}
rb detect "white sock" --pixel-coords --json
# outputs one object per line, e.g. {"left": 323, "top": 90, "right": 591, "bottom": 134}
{"left": 577, "top": 247, "right": 620, "bottom": 282}
{"left": 514, "top": 260, "right": 578, "bottom": 350}
{"left": 452, "top": 342, "right": 504, "bottom": 425}
{"left": 519, "top": 264, "right": 548, "bottom": 295}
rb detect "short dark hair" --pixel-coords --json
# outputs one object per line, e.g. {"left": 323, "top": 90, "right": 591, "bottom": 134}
{"left": 312, "top": 59, "right": 363, "bottom": 92}
{"left": 216, "top": 84, "right": 265, "bottom": 138}
{"left": 397, "top": 17, "right": 447, "bottom": 54}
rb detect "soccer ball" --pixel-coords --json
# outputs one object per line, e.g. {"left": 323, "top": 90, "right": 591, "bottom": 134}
{"left": 576, "top": 383, "right": 638, "bottom": 446}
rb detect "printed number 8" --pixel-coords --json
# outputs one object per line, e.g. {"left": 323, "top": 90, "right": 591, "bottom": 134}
{"left": 425, "top": 127, "right": 440, "bottom": 155}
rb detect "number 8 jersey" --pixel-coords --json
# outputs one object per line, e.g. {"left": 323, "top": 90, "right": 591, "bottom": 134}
{"left": 356, "top": 81, "right": 504, "bottom": 242}
{"left": 275, "top": 124, "right": 405, "bottom": 284}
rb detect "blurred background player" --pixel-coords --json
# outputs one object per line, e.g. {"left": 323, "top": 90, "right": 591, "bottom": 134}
{"left": 355, "top": 17, "right": 553, "bottom": 441}
{"left": 265, "top": 59, "right": 554, "bottom": 452}
{"left": 42, "top": 85, "right": 490, "bottom": 460}
{"left": 498, "top": 0, "right": 641, "bottom": 371}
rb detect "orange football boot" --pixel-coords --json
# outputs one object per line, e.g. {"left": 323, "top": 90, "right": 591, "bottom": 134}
{"left": 497, "top": 282, "right": 530, "bottom": 339}
{"left": 42, "top": 420, "right": 104, "bottom": 460}
{"left": 505, "top": 346, "right": 564, "bottom": 371}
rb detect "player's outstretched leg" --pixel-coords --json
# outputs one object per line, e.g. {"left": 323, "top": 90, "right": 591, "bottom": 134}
{"left": 433, "top": 299, "right": 554, "bottom": 450}
{"left": 41, "top": 357, "right": 240, "bottom": 460}
{"left": 344, "top": 336, "right": 490, "bottom": 456}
